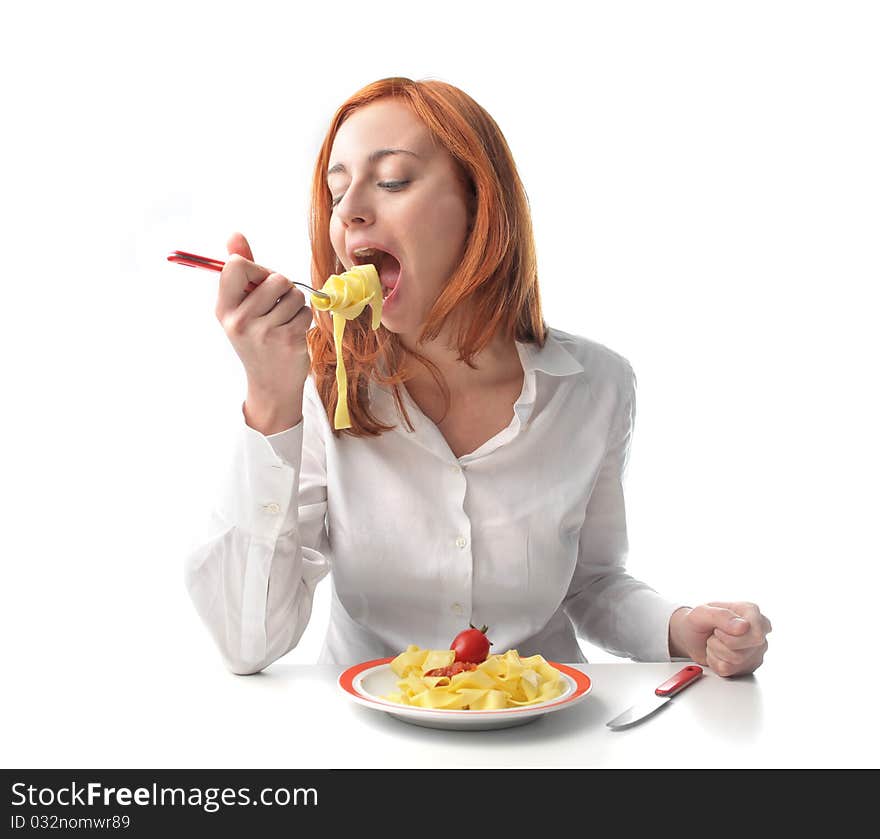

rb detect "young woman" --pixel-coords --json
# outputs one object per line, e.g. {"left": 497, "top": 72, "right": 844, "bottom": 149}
{"left": 185, "top": 77, "right": 771, "bottom": 676}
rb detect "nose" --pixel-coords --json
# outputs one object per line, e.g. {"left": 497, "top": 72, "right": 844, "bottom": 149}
{"left": 335, "top": 183, "right": 374, "bottom": 227}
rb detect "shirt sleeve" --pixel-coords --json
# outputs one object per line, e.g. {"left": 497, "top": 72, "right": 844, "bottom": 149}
{"left": 183, "top": 381, "right": 331, "bottom": 674}
{"left": 563, "top": 363, "right": 686, "bottom": 661}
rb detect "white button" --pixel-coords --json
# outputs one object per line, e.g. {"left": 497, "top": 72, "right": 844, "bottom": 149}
{"left": 451, "top": 603, "right": 464, "bottom": 616}
{"left": 455, "top": 536, "right": 467, "bottom": 549}
{"left": 450, "top": 464, "right": 462, "bottom": 473}
{"left": 264, "top": 502, "right": 281, "bottom": 515}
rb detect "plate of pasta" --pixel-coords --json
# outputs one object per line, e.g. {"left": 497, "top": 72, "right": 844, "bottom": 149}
{"left": 338, "top": 646, "right": 592, "bottom": 730}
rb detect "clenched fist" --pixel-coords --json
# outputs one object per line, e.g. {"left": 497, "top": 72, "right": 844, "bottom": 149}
{"left": 669, "top": 601, "right": 772, "bottom": 677}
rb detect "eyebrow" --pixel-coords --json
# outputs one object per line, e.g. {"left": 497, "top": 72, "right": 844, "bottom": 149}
{"left": 327, "top": 148, "right": 420, "bottom": 178}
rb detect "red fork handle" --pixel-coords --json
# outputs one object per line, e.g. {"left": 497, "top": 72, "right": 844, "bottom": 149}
{"left": 167, "top": 250, "right": 261, "bottom": 293}
{"left": 167, "top": 250, "right": 226, "bottom": 271}
{"left": 655, "top": 665, "right": 704, "bottom": 697}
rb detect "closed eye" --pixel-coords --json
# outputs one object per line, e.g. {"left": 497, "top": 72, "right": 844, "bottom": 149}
{"left": 330, "top": 180, "right": 410, "bottom": 208}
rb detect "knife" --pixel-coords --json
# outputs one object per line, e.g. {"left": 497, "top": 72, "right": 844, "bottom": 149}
{"left": 606, "top": 665, "right": 704, "bottom": 730}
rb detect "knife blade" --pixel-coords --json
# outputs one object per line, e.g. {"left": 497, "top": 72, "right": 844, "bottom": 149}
{"left": 606, "top": 665, "right": 703, "bottom": 730}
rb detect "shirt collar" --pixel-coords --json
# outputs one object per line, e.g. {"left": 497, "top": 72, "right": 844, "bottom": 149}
{"left": 368, "top": 328, "right": 585, "bottom": 462}
{"left": 515, "top": 329, "right": 585, "bottom": 378}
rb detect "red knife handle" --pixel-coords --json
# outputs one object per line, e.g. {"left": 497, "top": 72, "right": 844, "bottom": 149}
{"left": 655, "top": 665, "right": 703, "bottom": 697}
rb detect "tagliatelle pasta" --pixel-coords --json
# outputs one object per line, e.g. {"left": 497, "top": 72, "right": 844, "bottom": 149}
{"left": 310, "top": 263, "right": 383, "bottom": 430}
{"left": 382, "top": 646, "right": 566, "bottom": 710}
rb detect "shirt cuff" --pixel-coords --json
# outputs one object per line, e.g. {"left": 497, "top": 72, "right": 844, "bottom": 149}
{"left": 240, "top": 401, "right": 305, "bottom": 467}
{"left": 216, "top": 412, "right": 305, "bottom": 539}
{"left": 666, "top": 604, "right": 693, "bottom": 661}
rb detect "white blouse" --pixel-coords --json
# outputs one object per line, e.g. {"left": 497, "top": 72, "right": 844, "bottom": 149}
{"left": 184, "top": 327, "right": 684, "bottom": 672}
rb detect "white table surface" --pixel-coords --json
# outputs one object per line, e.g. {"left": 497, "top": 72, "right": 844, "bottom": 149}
{"left": 7, "top": 654, "right": 876, "bottom": 768}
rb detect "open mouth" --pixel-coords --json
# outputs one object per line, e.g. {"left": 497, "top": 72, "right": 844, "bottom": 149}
{"left": 351, "top": 247, "right": 402, "bottom": 299}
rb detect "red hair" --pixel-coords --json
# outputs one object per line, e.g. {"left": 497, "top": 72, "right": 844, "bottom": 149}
{"left": 306, "top": 76, "right": 547, "bottom": 437}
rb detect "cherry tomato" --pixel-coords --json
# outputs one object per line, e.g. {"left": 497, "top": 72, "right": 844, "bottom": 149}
{"left": 450, "top": 624, "right": 492, "bottom": 663}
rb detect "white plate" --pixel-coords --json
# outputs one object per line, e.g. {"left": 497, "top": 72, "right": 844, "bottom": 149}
{"left": 338, "top": 657, "right": 592, "bottom": 731}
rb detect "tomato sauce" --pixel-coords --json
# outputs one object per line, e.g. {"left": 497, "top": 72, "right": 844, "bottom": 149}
{"left": 424, "top": 661, "right": 478, "bottom": 678}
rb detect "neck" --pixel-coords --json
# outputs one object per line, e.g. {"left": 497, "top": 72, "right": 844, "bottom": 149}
{"left": 400, "top": 324, "right": 521, "bottom": 394}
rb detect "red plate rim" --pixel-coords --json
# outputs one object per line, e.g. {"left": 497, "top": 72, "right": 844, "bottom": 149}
{"left": 338, "top": 657, "right": 591, "bottom": 715}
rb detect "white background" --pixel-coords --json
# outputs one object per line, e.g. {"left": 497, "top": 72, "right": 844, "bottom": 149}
{"left": 1, "top": 1, "right": 877, "bottom": 766}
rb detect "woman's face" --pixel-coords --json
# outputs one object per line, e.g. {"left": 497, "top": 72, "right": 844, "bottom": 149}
{"left": 327, "top": 98, "right": 472, "bottom": 343}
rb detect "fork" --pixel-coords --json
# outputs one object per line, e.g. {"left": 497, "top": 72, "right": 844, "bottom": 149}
{"left": 167, "top": 250, "right": 332, "bottom": 299}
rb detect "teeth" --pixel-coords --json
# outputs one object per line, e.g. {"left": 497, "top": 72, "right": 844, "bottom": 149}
{"left": 353, "top": 247, "right": 380, "bottom": 258}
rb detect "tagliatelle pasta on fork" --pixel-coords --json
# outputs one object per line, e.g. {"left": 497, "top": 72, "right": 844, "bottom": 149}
{"left": 310, "top": 264, "right": 383, "bottom": 430}
{"left": 383, "top": 646, "right": 566, "bottom": 710}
